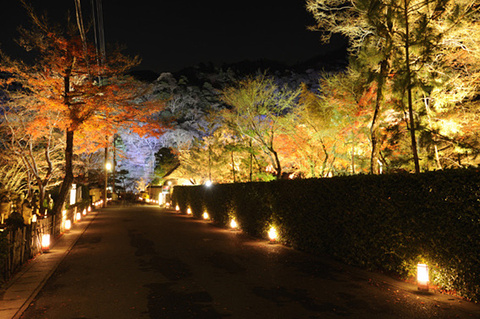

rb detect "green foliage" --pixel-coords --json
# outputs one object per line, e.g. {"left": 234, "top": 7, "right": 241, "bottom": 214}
{"left": 221, "top": 74, "right": 299, "bottom": 179}
{"left": 173, "top": 169, "right": 480, "bottom": 301}
{"left": 152, "top": 147, "right": 179, "bottom": 184}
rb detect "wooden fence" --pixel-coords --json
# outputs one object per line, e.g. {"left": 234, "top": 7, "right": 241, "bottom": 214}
{"left": 0, "top": 205, "right": 86, "bottom": 284}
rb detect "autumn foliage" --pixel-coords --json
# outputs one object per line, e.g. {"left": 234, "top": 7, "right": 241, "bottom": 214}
{"left": 0, "top": 3, "right": 164, "bottom": 215}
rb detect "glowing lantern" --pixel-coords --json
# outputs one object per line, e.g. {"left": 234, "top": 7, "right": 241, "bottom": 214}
{"left": 176, "top": 205, "right": 180, "bottom": 212}
{"left": 82, "top": 209, "right": 87, "bottom": 216}
{"left": 417, "top": 263, "right": 429, "bottom": 291}
{"left": 187, "top": 208, "right": 192, "bottom": 215}
{"left": 70, "top": 183, "right": 77, "bottom": 205}
{"left": 41, "top": 234, "right": 51, "bottom": 251}
{"left": 88, "top": 206, "right": 91, "bottom": 212}
{"left": 76, "top": 212, "right": 82, "bottom": 222}
{"left": 268, "top": 226, "right": 278, "bottom": 242}
{"left": 230, "top": 219, "right": 238, "bottom": 229}
{"left": 65, "top": 219, "right": 72, "bottom": 230}
{"left": 203, "top": 212, "right": 210, "bottom": 220}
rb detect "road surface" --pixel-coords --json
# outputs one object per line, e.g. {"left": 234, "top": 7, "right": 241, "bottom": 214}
{"left": 20, "top": 205, "right": 480, "bottom": 318}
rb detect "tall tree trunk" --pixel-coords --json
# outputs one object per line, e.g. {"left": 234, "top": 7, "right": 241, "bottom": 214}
{"left": 231, "top": 151, "right": 236, "bottom": 183}
{"left": 370, "top": 60, "right": 387, "bottom": 174}
{"left": 271, "top": 149, "right": 282, "bottom": 179}
{"left": 404, "top": 0, "right": 421, "bottom": 173}
{"left": 52, "top": 129, "right": 74, "bottom": 216}
{"left": 103, "top": 144, "right": 108, "bottom": 208}
{"left": 423, "top": 94, "right": 442, "bottom": 170}
{"left": 52, "top": 65, "right": 74, "bottom": 217}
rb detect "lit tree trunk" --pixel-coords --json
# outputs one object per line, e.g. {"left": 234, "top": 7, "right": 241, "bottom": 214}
{"left": 320, "top": 139, "right": 329, "bottom": 177}
{"left": 249, "top": 139, "right": 253, "bottom": 182}
{"left": 423, "top": 94, "right": 442, "bottom": 170}
{"left": 370, "top": 60, "right": 387, "bottom": 175}
{"left": 231, "top": 151, "right": 236, "bottom": 183}
{"left": 208, "top": 145, "right": 212, "bottom": 182}
{"left": 404, "top": 0, "right": 421, "bottom": 173}
{"left": 53, "top": 129, "right": 74, "bottom": 216}
{"left": 271, "top": 148, "right": 282, "bottom": 179}
{"left": 104, "top": 144, "right": 108, "bottom": 208}
{"left": 52, "top": 64, "right": 74, "bottom": 217}
{"left": 351, "top": 127, "right": 355, "bottom": 175}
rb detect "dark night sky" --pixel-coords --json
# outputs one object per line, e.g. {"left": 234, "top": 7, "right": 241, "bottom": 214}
{"left": 0, "top": 1, "right": 341, "bottom": 73}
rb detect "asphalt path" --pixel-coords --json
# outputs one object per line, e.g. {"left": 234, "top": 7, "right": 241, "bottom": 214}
{"left": 20, "top": 205, "right": 480, "bottom": 318}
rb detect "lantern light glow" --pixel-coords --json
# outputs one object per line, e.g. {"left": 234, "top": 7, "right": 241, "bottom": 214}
{"left": 268, "top": 226, "right": 278, "bottom": 242}
{"left": 41, "top": 234, "right": 50, "bottom": 250}
{"left": 65, "top": 219, "right": 72, "bottom": 230}
{"left": 417, "top": 263, "right": 429, "bottom": 291}
{"left": 203, "top": 212, "right": 210, "bottom": 220}
{"left": 230, "top": 219, "right": 238, "bottom": 229}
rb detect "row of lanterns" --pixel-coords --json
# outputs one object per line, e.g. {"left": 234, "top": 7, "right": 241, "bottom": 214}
{"left": 41, "top": 205, "right": 93, "bottom": 252}
{"left": 173, "top": 204, "right": 279, "bottom": 243}
{"left": 169, "top": 203, "right": 430, "bottom": 292}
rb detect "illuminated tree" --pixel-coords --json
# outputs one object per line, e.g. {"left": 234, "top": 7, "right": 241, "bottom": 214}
{"left": 306, "top": 0, "right": 479, "bottom": 173}
{"left": 415, "top": 1, "right": 480, "bottom": 168}
{"left": 307, "top": 0, "right": 394, "bottom": 173}
{"left": 0, "top": 93, "right": 64, "bottom": 215}
{"left": 291, "top": 72, "right": 373, "bottom": 176}
{"left": 221, "top": 75, "right": 299, "bottom": 179}
{"left": 0, "top": 4, "right": 164, "bottom": 215}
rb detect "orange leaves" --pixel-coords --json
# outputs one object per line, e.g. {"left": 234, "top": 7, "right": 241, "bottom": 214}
{"left": 1, "top": 5, "right": 167, "bottom": 157}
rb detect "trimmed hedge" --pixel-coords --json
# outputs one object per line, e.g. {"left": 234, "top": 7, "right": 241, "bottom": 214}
{"left": 172, "top": 169, "right": 480, "bottom": 301}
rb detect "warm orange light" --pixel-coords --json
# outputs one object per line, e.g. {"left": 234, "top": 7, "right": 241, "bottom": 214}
{"left": 230, "top": 219, "right": 238, "bottom": 229}
{"left": 65, "top": 219, "right": 72, "bottom": 230}
{"left": 88, "top": 206, "right": 91, "bottom": 212}
{"left": 32, "top": 214, "right": 37, "bottom": 223}
{"left": 268, "top": 226, "right": 278, "bottom": 242}
{"left": 41, "top": 234, "right": 51, "bottom": 250}
{"left": 82, "top": 209, "right": 87, "bottom": 216}
{"left": 76, "top": 212, "right": 82, "bottom": 222}
{"left": 417, "top": 263, "right": 429, "bottom": 291}
{"left": 203, "top": 212, "right": 210, "bottom": 220}
{"left": 176, "top": 205, "right": 180, "bottom": 211}
{"left": 187, "top": 208, "right": 192, "bottom": 215}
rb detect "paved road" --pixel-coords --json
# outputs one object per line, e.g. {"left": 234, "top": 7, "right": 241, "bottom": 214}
{"left": 20, "top": 205, "right": 480, "bottom": 318}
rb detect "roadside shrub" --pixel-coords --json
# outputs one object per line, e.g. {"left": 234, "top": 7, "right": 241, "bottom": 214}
{"left": 172, "top": 168, "right": 480, "bottom": 301}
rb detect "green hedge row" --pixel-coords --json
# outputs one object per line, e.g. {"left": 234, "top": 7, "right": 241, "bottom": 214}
{"left": 172, "top": 169, "right": 480, "bottom": 301}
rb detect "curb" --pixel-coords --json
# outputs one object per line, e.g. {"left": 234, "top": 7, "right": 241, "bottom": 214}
{"left": 6, "top": 210, "right": 99, "bottom": 319}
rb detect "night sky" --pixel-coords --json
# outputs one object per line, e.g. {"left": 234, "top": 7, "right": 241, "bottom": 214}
{"left": 0, "top": 1, "right": 339, "bottom": 73}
